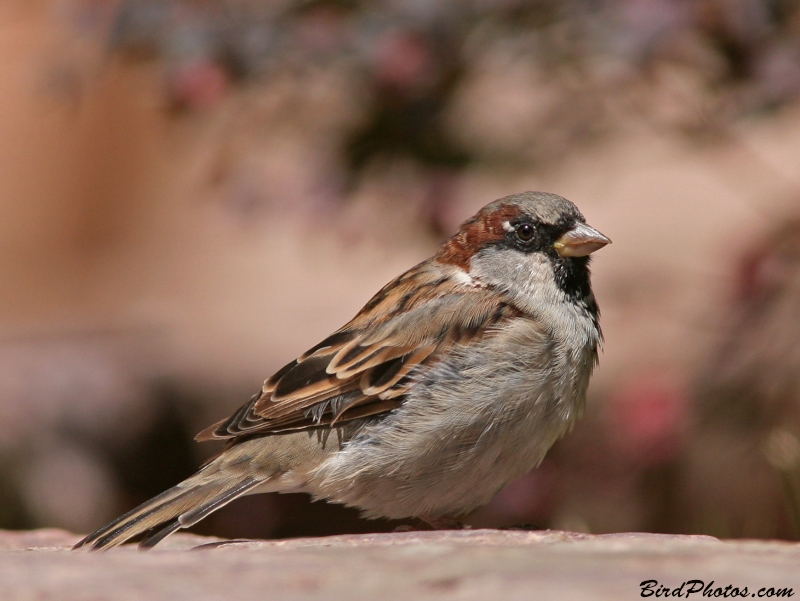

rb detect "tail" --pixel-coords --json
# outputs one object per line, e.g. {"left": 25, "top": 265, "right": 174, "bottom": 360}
{"left": 73, "top": 469, "right": 263, "bottom": 551}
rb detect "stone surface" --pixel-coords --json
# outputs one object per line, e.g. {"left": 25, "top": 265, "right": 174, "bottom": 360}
{"left": 2, "top": 529, "right": 799, "bottom": 600}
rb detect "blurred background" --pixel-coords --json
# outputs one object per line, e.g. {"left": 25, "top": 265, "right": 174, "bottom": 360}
{"left": 2, "top": 0, "right": 800, "bottom": 541}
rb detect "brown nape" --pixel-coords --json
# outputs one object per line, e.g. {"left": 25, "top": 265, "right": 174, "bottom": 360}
{"left": 436, "top": 204, "right": 521, "bottom": 269}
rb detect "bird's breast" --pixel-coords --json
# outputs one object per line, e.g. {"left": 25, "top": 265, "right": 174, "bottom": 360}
{"left": 307, "top": 315, "right": 598, "bottom": 519}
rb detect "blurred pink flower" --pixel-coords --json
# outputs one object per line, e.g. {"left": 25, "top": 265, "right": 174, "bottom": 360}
{"left": 374, "top": 30, "right": 435, "bottom": 94}
{"left": 169, "top": 60, "right": 230, "bottom": 110}
{"left": 604, "top": 371, "right": 690, "bottom": 466}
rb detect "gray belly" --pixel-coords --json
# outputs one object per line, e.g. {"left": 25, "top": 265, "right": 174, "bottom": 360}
{"left": 306, "top": 321, "right": 594, "bottom": 519}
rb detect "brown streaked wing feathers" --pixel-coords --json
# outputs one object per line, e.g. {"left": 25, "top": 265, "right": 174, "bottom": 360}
{"left": 195, "top": 263, "right": 521, "bottom": 442}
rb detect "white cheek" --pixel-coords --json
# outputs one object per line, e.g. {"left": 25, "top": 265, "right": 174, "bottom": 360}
{"left": 469, "top": 248, "right": 553, "bottom": 303}
{"left": 469, "top": 247, "right": 596, "bottom": 347}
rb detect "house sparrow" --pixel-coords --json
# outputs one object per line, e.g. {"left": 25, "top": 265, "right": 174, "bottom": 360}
{"left": 75, "top": 191, "right": 610, "bottom": 550}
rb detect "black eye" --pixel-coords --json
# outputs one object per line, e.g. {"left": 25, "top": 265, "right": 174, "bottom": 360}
{"left": 516, "top": 223, "right": 535, "bottom": 242}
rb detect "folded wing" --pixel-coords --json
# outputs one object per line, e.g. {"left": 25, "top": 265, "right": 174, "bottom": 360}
{"left": 196, "top": 263, "right": 521, "bottom": 441}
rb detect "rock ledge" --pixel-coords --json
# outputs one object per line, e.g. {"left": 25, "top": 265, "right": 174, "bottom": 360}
{"left": 2, "top": 528, "right": 798, "bottom": 600}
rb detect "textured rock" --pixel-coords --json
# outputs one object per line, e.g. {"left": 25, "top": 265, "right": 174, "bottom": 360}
{"left": 1, "top": 529, "right": 799, "bottom": 600}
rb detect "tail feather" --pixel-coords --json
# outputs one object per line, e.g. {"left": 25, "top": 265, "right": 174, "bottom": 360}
{"left": 73, "top": 473, "right": 264, "bottom": 551}
{"left": 178, "top": 478, "right": 259, "bottom": 528}
{"left": 138, "top": 519, "right": 182, "bottom": 549}
{"left": 74, "top": 486, "right": 195, "bottom": 550}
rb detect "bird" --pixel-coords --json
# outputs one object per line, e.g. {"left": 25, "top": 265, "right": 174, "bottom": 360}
{"left": 74, "top": 191, "right": 610, "bottom": 550}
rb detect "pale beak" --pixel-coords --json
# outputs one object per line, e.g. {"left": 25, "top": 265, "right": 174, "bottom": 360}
{"left": 554, "top": 222, "right": 611, "bottom": 257}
